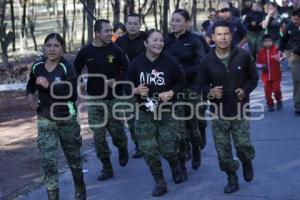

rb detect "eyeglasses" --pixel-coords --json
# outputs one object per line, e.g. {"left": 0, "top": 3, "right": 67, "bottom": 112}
{"left": 219, "top": 8, "right": 230, "bottom": 13}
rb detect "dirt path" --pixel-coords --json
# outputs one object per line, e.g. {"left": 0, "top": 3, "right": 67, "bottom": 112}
{"left": 0, "top": 91, "right": 94, "bottom": 199}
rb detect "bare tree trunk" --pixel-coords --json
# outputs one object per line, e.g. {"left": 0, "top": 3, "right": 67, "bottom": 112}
{"left": 0, "top": 0, "right": 6, "bottom": 25}
{"left": 111, "top": 0, "right": 120, "bottom": 24}
{"left": 86, "top": 0, "right": 95, "bottom": 44}
{"left": 70, "top": 0, "right": 76, "bottom": 51}
{"left": 140, "top": 0, "right": 153, "bottom": 31}
{"left": 106, "top": 0, "right": 109, "bottom": 20}
{"left": 97, "top": 0, "right": 100, "bottom": 18}
{"left": 21, "top": 0, "right": 28, "bottom": 51}
{"left": 123, "top": 0, "right": 128, "bottom": 22}
{"left": 62, "top": 0, "right": 67, "bottom": 52}
{"left": 138, "top": 0, "right": 140, "bottom": 16}
{"left": 153, "top": 0, "right": 158, "bottom": 30}
{"left": 162, "top": 0, "right": 169, "bottom": 36}
{"left": 175, "top": 0, "right": 180, "bottom": 9}
{"left": 9, "top": 0, "right": 15, "bottom": 51}
{"left": 55, "top": 0, "right": 61, "bottom": 32}
{"left": 191, "top": 0, "right": 197, "bottom": 31}
{"left": 28, "top": 0, "right": 37, "bottom": 50}
{"left": 81, "top": 0, "right": 86, "bottom": 46}
{"left": 159, "top": 0, "right": 163, "bottom": 31}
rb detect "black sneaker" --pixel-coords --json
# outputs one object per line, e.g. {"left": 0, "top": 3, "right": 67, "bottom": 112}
{"left": 185, "top": 144, "right": 192, "bottom": 161}
{"left": 47, "top": 188, "right": 59, "bottom": 200}
{"left": 119, "top": 148, "right": 129, "bottom": 166}
{"left": 276, "top": 102, "right": 283, "bottom": 110}
{"left": 295, "top": 108, "right": 300, "bottom": 115}
{"left": 200, "top": 128, "right": 207, "bottom": 150}
{"left": 97, "top": 169, "right": 113, "bottom": 181}
{"left": 152, "top": 181, "right": 167, "bottom": 197}
{"left": 242, "top": 160, "right": 254, "bottom": 182}
{"left": 75, "top": 183, "right": 86, "bottom": 200}
{"left": 179, "top": 158, "right": 188, "bottom": 181}
{"left": 191, "top": 147, "right": 201, "bottom": 170}
{"left": 224, "top": 173, "right": 239, "bottom": 193}
{"left": 132, "top": 149, "right": 143, "bottom": 158}
{"left": 268, "top": 106, "right": 275, "bottom": 112}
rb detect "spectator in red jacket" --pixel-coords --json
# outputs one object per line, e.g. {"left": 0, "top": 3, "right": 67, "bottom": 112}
{"left": 257, "top": 34, "right": 283, "bottom": 111}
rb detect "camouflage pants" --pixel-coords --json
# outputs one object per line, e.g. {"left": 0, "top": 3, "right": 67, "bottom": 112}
{"left": 125, "top": 97, "right": 137, "bottom": 143}
{"left": 212, "top": 118, "right": 255, "bottom": 173}
{"left": 88, "top": 99, "right": 128, "bottom": 164}
{"left": 285, "top": 51, "right": 300, "bottom": 109}
{"left": 136, "top": 111, "right": 180, "bottom": 181}
{"left": 37, "top": 115, "right": 82, "bottom": 191}
{"left": 177, "top": 88, "right": 207, "bottom": 147}
{"left": 247, "top": 30, "right": 264, "bottom": 58}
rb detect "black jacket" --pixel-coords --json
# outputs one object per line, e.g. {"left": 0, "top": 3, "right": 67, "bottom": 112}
{"left": 115, "top": 32, "right": 146, "bottom": 61}
{"left": 279, "top": 22, "right": 300, "bottom": 55}
{"left": 164, "top": 31, "right": 206, "bottom": 86}
{"left": 197, "top": 47, "right": 258, "bottom": 117}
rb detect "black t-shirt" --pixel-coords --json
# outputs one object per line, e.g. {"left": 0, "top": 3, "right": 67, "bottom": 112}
{"left": 115, "top": 32, "right": 146, "bottom": 61}
{"left": 26, "top": 57, "right": 77, "bottom": 120}
{"left": 74, "top": 43, "right": 129, "bottom": 98}
{"left": 126, "top": 52, "right": 185, "bottom": 112}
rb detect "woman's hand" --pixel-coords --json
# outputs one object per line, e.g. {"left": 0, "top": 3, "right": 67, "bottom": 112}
{"left": 134, "top": 84, "right": 149, "bottom": 96}
{"left": 36, "top": 76, "right": 49, "bottom": 89}
{"left": 159, "top": 90, "right": 174, "bottom": 102}
{"left": 27, "top": 94, "right": 38, "bottom": 110}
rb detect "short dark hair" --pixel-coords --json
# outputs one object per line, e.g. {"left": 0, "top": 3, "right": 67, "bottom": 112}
{"left": 267, "top": 2, "right": 277, "bottom": 9}
{"left": 127, "top": 13, "right": 141, "bottom": 23}
{"left": 44, "top": 32, "right": 64, "bottom": 48}
{"left": 292, "top": 8, "right": 300, "bottom": 18}
{"left": 172, "top": 9, "right": 191, "bottom": 21}
{"left": 144, "top": 28, "right": 162, "bottom": 43}
{"left": 212, "top": 20, "right": 232, "bottom": 33}
{"left": 261, "top": 34, "right": 272, "bottom": 42}
{"left": 113, "top": 22, "right": 126, "bottom": 32}
{"left": 94, "top": 19, "right": 110, "bottom": 32}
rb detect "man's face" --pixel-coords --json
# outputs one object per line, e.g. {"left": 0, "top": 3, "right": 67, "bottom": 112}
{"left": 95, "top": 23, "right": 113, "bottom": 45}
{"left": 126, "top": 16, "right": 141, "bottom": 36}
{"left": 212, "top": 26, "right": 232, "bottom": 49}
{"left": 218, "top": 8, "right": 232, "bottom": 21}
{"left": 282, "top": 0, "right": 289, "bottom": 7}
{"left": 292, "top": 15, "right": 300, "bottom": 27}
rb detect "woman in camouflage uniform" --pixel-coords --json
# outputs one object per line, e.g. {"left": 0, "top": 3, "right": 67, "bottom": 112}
{"left": 26, "top": 33, "right": 85, "bottom": 200}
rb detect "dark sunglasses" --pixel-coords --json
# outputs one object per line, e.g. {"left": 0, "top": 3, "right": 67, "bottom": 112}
{"left": 219, "top": 8, "right": 230, "bottom": 13}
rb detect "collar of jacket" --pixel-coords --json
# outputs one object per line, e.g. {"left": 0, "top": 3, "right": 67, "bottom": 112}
{"left": 168, "top": 31, "right": 191, "bottom": 40}
{"left": 211, "top": 45, "right": 238, "bottom": 62}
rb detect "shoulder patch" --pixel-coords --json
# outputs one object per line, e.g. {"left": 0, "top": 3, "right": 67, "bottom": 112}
{"left": 59, "top": 63, "right": 67, "bottom": 74}
{"left": 32, "top": 61, "right": 44, "bottom": 74}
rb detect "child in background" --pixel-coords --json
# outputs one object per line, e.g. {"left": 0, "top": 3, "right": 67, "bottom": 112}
{"left": 257, "top": 34, "right": 283, "bottom": 111}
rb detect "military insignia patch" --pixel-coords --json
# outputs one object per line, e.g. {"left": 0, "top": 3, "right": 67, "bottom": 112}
{"left": 107, "top": 55, "right": 115, "bottom": 63}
